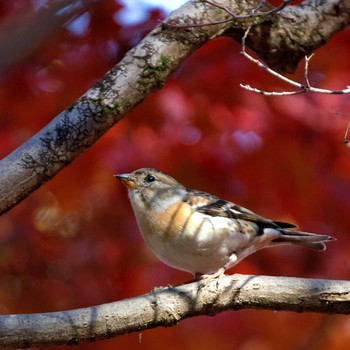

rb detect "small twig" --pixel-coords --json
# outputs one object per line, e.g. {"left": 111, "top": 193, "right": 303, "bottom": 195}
{"left": 240, "top": 27, "right": 301, "bottom": 88}
{"left": 344, "top": 122, "right": 350, "bottom": 148}
{"left": 240, "top": 27, "right": 350, "bottom": 95}
{"left": 239, "top": 85, "right": 305, "bottom": 96}
{"left": 255, "top": 0, "right": 294, "bottom": 16}
{"left": 201, "top": 0, "right": 241, "bottom": 17}
{"left": 335, "top": 112, "right": 350, "bottom": 148}
{"left": 304, "top": 54, "right": 313, "bottom": 90}
{"left": 162, "top": 0, "right": 295, "bottom": 29}
{"left": 249, "top": 0, "right": 266, "bottom": 16}
{"left": 161, "top": 18, "right": 233, "bottom": 29}
{"left": 201, "top": 0, "right": 294, "bottom": 18}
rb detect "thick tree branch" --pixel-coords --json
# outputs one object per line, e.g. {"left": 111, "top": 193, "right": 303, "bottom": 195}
{"left": 224, "top": 0, "right": 350, "bottom": 73}
{"left": 0, "top": 0, "right": 349, "bottom": 215}
{"left": 1, "top": 274, "right": 350, "bottom": 348}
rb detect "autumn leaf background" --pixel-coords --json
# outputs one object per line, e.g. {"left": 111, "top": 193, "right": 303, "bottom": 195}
{"left": 0, "top": 1, "right": 350, "bottom": 349}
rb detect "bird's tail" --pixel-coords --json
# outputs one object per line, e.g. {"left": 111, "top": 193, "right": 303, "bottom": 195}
{"left": 272, "top": 230, "right": 335, "bottom": 251}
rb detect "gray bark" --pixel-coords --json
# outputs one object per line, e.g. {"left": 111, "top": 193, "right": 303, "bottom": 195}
{"left": 1, "top": 274, "right": 350, "bottom": 348}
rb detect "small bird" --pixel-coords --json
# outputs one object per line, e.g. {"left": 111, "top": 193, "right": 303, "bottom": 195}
{"left": 115, "top": 168, "right": 334, "bottom": 279}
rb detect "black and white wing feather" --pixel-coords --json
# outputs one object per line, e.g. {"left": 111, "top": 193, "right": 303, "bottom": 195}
{"left": 184, "top": 188, "right": 334, "bottom": 251}
{"left": 185, "top": 189, "right": 295, "bottom": 229}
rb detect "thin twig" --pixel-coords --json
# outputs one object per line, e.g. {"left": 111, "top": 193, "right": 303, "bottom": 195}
{"left": 201, "top": 0, "right": 294, "bottom": 18}
{"left": 241, "top": 27, "right": 303, "bottom": 89}
{"left": 240, "top": 27, "right": 350, "bottom": 95}
{"left": 304, "top": 53, "right": 313, "bottom": 89}
{"left": 254, "top": 0, "right": 294, "bottom": 16}
{"left": 161, "top": 18, "right": 233, "bottom": 28}
{"left": 239, "top": 85, "right": 306, "bottom": 95}
{"left": 162, "top": 0, "right": 295, "bottom": 29}
{"left": 344, "top": 122, "right": 350, "bottom": 148}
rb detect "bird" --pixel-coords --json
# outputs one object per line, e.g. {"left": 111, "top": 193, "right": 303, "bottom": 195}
{"left": 115, "top": 168, "right": 335, "bottom": 279}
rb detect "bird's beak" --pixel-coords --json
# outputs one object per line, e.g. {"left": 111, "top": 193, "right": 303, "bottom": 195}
{"left": 114, "top": 173, "right": 139, "bottom": 189}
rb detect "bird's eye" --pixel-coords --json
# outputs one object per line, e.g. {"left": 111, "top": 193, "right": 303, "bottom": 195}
{"left": 145, "top": 174, "right": 155, "bottom": 182}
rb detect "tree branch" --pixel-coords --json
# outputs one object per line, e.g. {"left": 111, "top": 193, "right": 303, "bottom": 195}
{"left": 1, "top": 274, "right": 350, "bottom": 348}
{"left": 0, "top": 0, "right": 234, "bottom": 216}
{"left": 240, "top": 29, "right": 350, "bottom": 95}
{"left": 0, "top": 0, "right": 349, "bottom": 215}
{"left": 224, "top": 0, "right": 350, "bottom": 73}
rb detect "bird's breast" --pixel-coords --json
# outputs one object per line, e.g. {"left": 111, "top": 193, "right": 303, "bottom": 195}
{"left": 132, "top": 200, "right": 252, "bottom": 274}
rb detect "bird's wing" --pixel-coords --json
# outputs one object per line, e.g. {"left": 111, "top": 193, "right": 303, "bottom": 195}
{"left": 185, "top": 189, "right": 296, "bottom": 229}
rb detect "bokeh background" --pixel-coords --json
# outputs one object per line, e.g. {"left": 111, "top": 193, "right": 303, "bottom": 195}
{"left": 1, "top": 1, "right": 350, "bottom": 349}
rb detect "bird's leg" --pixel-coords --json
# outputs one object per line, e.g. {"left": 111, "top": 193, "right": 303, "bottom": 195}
{"left": 196, "top": 253, "right": 238, "bottom": 288}
{"left": 196, "top": 267, "right": 226, "bottom": 289}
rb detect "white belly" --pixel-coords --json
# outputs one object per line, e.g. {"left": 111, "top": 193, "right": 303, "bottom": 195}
{"left": 141, "top": 212, "right": 250, "bottom": 275}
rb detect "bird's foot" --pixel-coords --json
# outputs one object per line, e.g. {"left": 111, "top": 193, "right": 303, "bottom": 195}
{"left": 196, "top": 267, "right": 226, "bottom": 289}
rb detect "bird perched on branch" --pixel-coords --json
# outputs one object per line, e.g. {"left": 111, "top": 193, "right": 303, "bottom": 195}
{"left": 115, "top": 168, "right": 334, "bottom": 279}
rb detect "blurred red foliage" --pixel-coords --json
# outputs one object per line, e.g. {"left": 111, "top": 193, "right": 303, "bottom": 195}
{"left": 0, "top": 1, "right": 350, "bottom": 349}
